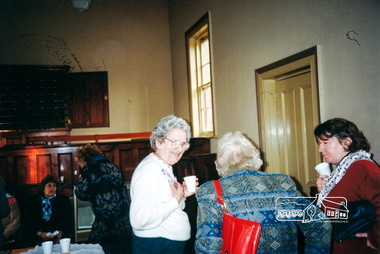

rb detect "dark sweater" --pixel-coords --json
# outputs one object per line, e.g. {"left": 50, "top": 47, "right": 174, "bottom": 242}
{"left": 27, "top": 193, "right": 73, "bottom": 246}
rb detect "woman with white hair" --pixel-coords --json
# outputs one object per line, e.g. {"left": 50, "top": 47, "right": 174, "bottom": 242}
{"left": 130, "top": 115, "right": 197, "bottom": 253}
{"left": 195, "top": 131, "right": 332, "bottom": 253}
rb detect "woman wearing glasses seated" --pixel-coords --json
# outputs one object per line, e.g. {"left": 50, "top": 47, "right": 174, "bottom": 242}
{"left": 130, "top": 115, "right": 198, "bottom": 254}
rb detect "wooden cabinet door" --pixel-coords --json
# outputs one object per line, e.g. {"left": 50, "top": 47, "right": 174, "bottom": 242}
{"left": 69, "top": 72, "right": 109, "bottom": 128}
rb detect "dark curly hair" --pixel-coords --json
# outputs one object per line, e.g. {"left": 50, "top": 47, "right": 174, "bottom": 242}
{"left": 74, "top": 143, "right": 104, "bottom": 165}
{"left": 39, "top": 174, "right": 58, "bottom": 196}
{"left": 314, "top": 118, "right": 370, "bottom": 152}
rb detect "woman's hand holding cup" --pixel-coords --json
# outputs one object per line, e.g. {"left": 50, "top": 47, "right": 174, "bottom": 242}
{"left": 183, "top": 176, "right": 199, "bottom": 197}
{"left": 316, "top": 175, "right": 328, "bottom": 193}
{"left": 315, "top": 162, "right": 331, "bottom": 193}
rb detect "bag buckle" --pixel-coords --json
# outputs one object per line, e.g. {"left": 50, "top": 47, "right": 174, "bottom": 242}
{"left": 217, "top": 196, "right": 227, "bottom": 212}
{"left": 221, "top": 203, "right": 227, "bottom": 212}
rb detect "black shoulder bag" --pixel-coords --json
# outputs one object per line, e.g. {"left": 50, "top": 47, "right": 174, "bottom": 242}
{"left": 333, "top": 200, "right": 376, "bottom": 243}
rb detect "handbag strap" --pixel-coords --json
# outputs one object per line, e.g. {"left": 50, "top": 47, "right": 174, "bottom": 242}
{"left": 213, "top": 180, "right": 227, "bottom": 212}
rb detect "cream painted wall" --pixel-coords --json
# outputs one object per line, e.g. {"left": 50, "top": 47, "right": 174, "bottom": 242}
{"left": 0, "top": 0, "right": 174, "bottom": 135}
{"left": 1, "top": 0, "right": 378, "bottom": 159}
{"left": 168, "top": 0, "right": 380, "bottom": 159}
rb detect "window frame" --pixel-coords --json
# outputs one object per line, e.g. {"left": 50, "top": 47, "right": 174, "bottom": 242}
{"left": 185, "top": 12, "right": 215, "bottom": 137}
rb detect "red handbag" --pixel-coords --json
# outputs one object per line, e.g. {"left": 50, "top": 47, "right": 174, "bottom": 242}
{"left": 214, "top": 180, "right": 261, "bottom": 254}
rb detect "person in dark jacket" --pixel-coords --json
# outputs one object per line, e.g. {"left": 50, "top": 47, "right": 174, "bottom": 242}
{"left": 0, "top": 178, "right": 10, "bottom": 249}
{"left": 26, "top": 175, "right": 73, "bottom": 246}
{"left": 74, "top": 143, "right": 132, "bottom": 254}
{"left": 0, "top": 176, "right": 21, "bottom": 246}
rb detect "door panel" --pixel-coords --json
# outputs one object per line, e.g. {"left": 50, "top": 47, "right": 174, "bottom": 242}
{"left": 256, "top": 47, "right": 321, "bottom": 196}
{"left": 275, "top": 72, "right": 318, "bottom": 194}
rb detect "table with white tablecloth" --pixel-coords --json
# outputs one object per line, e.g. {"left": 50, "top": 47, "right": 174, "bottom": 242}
{"left": 21, "top": 243, "right": 105, "bottom": 254}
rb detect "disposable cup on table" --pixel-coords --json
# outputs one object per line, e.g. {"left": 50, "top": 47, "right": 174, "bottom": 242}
{"left": 42, "top": 241, "right": 53, "bottom": 254}
{"left": 60, "top": 238, "right": 71, "bottom": 253}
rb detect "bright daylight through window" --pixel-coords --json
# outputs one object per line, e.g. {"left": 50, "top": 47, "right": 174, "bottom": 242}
{"left": 186, "top": 13, "right": 214, "bottom": 137}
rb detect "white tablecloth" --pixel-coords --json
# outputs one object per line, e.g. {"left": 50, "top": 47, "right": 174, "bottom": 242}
{"left": 22, "top": 243, "right": 105, "bottom": 254}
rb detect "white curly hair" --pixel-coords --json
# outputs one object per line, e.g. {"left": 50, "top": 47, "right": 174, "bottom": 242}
{"left": 215, "top": 131, "right": 263, "bottom": 177}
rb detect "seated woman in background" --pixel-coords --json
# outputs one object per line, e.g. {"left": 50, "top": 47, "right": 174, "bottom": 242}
{"left": 27, "top": 175, "right": 73, "bottom": 246}
{"left": 315, "top": 118, "right": 380, "bottom": 253}
{"left": 2, "top": 193, "right": 21, "bottom": 244}
{"left": 0, "top": 177, "right": 10, "bottom": 250}
{"left": 195, "top": 131, "right": 332, "bottom": 253}
{"left": 0, "top": 176, "right": 21, "bottom": 246}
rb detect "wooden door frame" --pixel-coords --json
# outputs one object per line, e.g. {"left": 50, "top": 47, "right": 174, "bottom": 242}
{"left": 255, "top": 46, "right": 321, "bottom": 173}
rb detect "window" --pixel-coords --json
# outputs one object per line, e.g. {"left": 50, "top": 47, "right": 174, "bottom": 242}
{"left": 186, "top": 13, "right": 215, "bottom": 137}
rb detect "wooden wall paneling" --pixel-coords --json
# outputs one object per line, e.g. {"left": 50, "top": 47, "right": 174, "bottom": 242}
{"left": 51, "top": 151, "right": 59, "bottom": 181}
{"left": 103, "top": 149, "right": 113, "bottom": 162}
{"left": 187, "top": 138, "right": 211, "bottom": 155}
{"left": 97, "top": 144, "right": 116, "bottom": 164}
{"left": 0, "top": 138, "right": 211, "bottom": 204}
{"left": 0, "top": 156, "right": 10, "bottom": 185}
{"left": 58, "top": 153, "right": 74, "bottom": 195}
{"left": 174, "top": 157, "right": 195, "bottom": 182}
{"left": 15, "top": 156, "right": 28, "bottom": 185}
{"left": 119, "top": 148, "right": 134, "bottom": 182}
{"left": 7, "top": 156, "right": 15, "bottom": 187}
{"left": 28, "top": 155, "right": 37, "bottom": 183}
{"left": 137, "top": 146, "right": 151, "bottom": 163}
{"left": 192, "top": 154, "right": 218, "bottom": 185}
{"left": 36, "top": 154, "right": 52, "bottom": 182}
{"left": 117, "top": 140, "right": 152, "bottom": 182}
{"left": 111, "top": 146, "right": 119, "bottom": 169}
{"left": 176, "top": 153, "right": 218, "bottom": 185}
{"left": 72, "top": 162, "right": 81, "bottom": 188}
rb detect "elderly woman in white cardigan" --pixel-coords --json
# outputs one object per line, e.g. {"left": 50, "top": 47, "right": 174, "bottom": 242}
{"left": 130, "top": 115, "right": 198, "bottom": 254}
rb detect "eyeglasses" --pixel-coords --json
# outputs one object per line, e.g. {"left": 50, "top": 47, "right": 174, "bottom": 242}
{"left": 165, "top": 137, "right": 190, "bottom": 150}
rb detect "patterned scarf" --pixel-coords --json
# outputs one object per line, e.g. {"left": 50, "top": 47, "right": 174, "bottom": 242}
{"left": 317, "top": 150, "right": 372, "bottom": 207}
{"left": 42, "top": 194, "right": 56, "bottom": 221}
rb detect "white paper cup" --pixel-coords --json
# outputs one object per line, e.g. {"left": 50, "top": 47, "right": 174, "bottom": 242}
{"left": 60, "top": 238, "right": 71, "bottom": 253}
{"left": 42, "top": 241, "right": 53, "bottom": 254}
{"left": 184, "top": 175, "right": 196, "bottom": 193}
{"left": 315, "top": 162, "right": 331, "bottom": 176}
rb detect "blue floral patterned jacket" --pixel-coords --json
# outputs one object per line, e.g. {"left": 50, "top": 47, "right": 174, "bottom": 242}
{"left": 195, "top": 170, "right": 332, "bottom": 253}
{"left": 75, "top": 155, "right": 131, "bottom": 244}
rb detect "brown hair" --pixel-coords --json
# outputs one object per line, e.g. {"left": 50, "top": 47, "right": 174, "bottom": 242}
{"left": 74, "top": 143, "right": 104, "bottom": 165}
{"left": 39, "top": 175, "right": 58, "bottom": 196}
{"left": 314, "top": 118, "right": 370, "bottom": 152}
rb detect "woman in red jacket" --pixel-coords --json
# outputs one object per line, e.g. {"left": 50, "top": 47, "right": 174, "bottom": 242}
{"left": 315, "top": 118, "right": 380, "bottom": 253}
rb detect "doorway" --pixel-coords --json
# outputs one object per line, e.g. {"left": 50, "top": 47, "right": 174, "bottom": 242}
{"left": 255, "top": 47, "right": 321, "bottom": 196}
